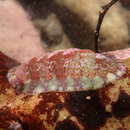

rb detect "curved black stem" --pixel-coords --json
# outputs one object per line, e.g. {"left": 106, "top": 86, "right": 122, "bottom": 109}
{"left": 94, "top": 0, "right": 119, "bottom": 53}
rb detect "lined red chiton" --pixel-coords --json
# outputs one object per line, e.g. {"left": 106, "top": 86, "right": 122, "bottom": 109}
{"left": 7, "top": 48, "right": 126, "bottom": 94}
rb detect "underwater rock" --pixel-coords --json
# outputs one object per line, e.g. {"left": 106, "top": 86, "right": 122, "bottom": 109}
{"left": 0, "top": 48, "right": 130, "bottom": 130}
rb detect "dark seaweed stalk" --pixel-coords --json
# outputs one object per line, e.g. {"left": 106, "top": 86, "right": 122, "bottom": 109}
{"left": 95, "top": 0, "right": 119, "bottom": 52}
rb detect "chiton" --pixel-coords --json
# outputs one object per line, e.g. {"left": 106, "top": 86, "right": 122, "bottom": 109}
{"left": 7, "top": 48, "right": 126, "bottom": 94}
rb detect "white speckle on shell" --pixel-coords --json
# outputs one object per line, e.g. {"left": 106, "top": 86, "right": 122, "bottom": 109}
{"left": 96, "top": 53, "right": 106, "bottom": 59}
{"left": 33, "top": 84, "right": 45, "bottom": 94}
{"left": 93, "top": 76, "right": 104, "bottom": 89}
{"left": 49, "top": 84, "right": 57, "bottom": 91}
{"left": 48, "top": 77, "right": 58, "bottom": 91}
{"left": 66, "top": 77, "right": 74, "bottom": 89}
{"left": 81, "top": 77, "right": 92, "bottom": 89}
{"left": 7, "top": 73, "right": 16, "bottom": 84}
{"left": 67, "top": 86, "right": 75, "bottom": 91}
{"left": 116, "top": 70, "right": 124, "bottom": 77}
{"left": 107, "top": 73, "right": 116, "bottom": 82}
{"left": 58, "top": 87, "right": 64, "bottom": 91}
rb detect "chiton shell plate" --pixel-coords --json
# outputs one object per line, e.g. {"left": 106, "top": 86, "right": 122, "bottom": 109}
{"left": 7, "top": 48, "right": 126, "bottom": 94}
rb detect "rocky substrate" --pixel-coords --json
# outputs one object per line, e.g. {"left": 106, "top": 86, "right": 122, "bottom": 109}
{"left": 0, "top": 48, "right": 130, "bottom": 130}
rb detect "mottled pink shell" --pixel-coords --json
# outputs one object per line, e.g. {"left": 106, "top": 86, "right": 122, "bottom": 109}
{"left": 7, "top": 48, "right": 126, "bottom": 93}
